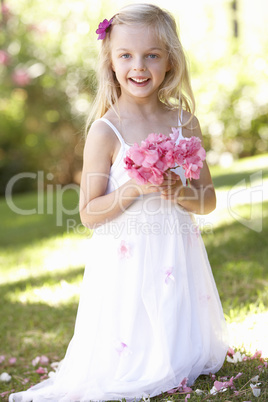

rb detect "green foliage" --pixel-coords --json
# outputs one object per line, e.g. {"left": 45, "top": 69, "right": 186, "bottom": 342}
{"left": 0, "top": 1, "right": 99, "bottom": 195}
{"left": 191, "top": 42, "right": 268, "bottom": 163}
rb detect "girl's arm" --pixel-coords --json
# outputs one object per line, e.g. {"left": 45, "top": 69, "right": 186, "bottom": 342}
{"left": 161, "top": 116, "right": 216, "bottom": 215}
{"left": 79, "top": 121, "right": 160, "bottom": 229}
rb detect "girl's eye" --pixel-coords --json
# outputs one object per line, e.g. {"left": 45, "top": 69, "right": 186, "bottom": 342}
{"left": 147, "top": 54, "right": 158, "bottom": 59}
{"left": 121, "top": 54, "right": 131, "bottom": 59}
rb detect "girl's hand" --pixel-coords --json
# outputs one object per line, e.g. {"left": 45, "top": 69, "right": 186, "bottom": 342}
{"left": 128, "top": 171, "right": 182, "bottom": 198}
{"left": 127, "top": 178, "right": 160, "bottom": 196}
{"left": 159, "top": 171, "right": 183, "bottom": 201}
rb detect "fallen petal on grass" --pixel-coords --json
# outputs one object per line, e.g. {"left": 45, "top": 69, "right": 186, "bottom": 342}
{"left": 32, "top": 356, "right": 40, "bottom": 366}
{"left": 195, "top": 389, "right": 206, "bottom": 395}
{"left": 0, "top": 389, "right": 15, "bottom": 398}
{"left": 39, "top": 355, "right": 49, "bottom": 365}
{"left": 234, "top": 372, "right": 243, "bottom": 379}
{"left": 251, "top": 375, "right": 260, "bottom": 383}
{"left": 227, "top": 346, "right": 235, "bottom": 356}
{"left": 0, "top": 372, "right": 11, "bottom": 382}
{"left": 227, "top": 351, "right": 246, "bottom": 363}
{"left": 35, "top": 366, "right": 47, "bottom": 374}
{"left": 250, "top": 383, "right": 261, "bottom": 397}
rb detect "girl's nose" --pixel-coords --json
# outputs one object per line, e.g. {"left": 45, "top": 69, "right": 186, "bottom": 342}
{"left": 133, "top": 58, "right": 146, "bottom": 72}
{"left": 133, "top": 66, "right": 146, "bottom": 71}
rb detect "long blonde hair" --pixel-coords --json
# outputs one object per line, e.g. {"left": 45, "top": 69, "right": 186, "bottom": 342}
{"left": 86, "top": 3, "right": 195, "bottom": 132}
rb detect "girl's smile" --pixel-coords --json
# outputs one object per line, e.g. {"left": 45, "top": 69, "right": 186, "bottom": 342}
{"left": 129, "top": 76, "right": 150, "bottom": 86}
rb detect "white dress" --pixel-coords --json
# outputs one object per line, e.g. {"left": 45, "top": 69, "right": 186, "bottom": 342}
{"left": 10, "top": 113, "right": 228, "bottom": 402}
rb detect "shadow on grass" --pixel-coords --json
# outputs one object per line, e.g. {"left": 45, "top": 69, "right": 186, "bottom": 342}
{"left": 0, "top": 190, "right": 89, "bottom": 249}
{"left": 203, "top": 207, "right": 268, "bottom": 317}
{"left": 0, "top": 266, "right": 84, "bottom": 357}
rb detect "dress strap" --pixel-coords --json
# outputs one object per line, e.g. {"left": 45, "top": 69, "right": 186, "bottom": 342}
{"left": 98, "top": 118, "right": 125, "bottom": 146}
{"left": 177, "top": 108, "right": 184, "bottom": 140}
{"left": 178, "top": 108, "right": 183, "bottom": 125}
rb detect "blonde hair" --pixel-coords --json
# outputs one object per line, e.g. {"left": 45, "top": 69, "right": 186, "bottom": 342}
{"left": 86, "top": 3, "right": 195, "bottom": 132}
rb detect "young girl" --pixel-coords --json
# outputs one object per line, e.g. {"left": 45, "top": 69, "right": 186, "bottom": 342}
{"left": 10, "top": 3, "right": 228, "bottom": 401}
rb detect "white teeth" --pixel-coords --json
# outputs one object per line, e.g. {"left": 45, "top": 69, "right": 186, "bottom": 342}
{"left": 131, "top": 78, "right": 148, "bottom": 83}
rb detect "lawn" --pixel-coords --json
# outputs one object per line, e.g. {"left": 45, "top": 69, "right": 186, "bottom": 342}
{"left": 0, "top": 154, "right": 267, "bottom": 401}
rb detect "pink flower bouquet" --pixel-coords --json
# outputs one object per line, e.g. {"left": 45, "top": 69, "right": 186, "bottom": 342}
{"left": 124, "top": 128, "right": 206, "bottom": 185}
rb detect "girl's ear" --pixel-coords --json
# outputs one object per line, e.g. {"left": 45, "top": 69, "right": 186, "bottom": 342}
{"left": 166, "top": 59, "right": 172, "bottom": 72}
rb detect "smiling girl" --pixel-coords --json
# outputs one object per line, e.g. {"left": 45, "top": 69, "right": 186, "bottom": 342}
{"left": 10, "top": 4, "right": 228, "bottom": 401}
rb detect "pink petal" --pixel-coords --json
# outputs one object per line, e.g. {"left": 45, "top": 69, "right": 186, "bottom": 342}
{"left": 148, "top": 167, "right": 164, "bottom": 185}
{"left": 36, "top": 366, "right": 46, "bottom": 374}
{"left": 234, "top": 372, "right": 243, "bottom": 380}
{"left": 145, "top": 133, "right": 167, "bottom": 144}
{"left": 128, "top": 145, "right": 146, "bottom": 165}
{"left": 184, "top": 387, "right": 193, "bottom": 393}
{"left": 118, "top": 240, "right": 131, "bottom": 259}
{"left": 167, "top": 388, "right": 179, "bottom": 394}
{"left": 165, "top": 267, "right": 175, "bottom": 284}
{"left": 9, "top": 357, "right": 17, "bottom": 365}
{"left": 170, "top": 127, "right": 180, "bottom": 142}
{"left": 39, "top": 355, "right": 49, "bottom": 365}
{"left": 167, "top": 378, "right": 192, "bottom": 394}
{"left": 32, "top": 356, "right": 40, "bottom": 366}
{"left": 214, "top": 381, "right": 224, "bottom": 391}
{"left": 197, "top": 146, "right": 206, "bottom": 160}
{"left": 0, "top": 390, "right": 15, "bottom": 398}
{"left": 142, "top": 149, "right": 159, "bottom": 167}
{"left": 0, "top": 355, "right": 5, "bottom": 364}
{"left": 115, "top": 341, "right": 131, "bottom": 357}
{"left": 251, "top": 350, "right": 262, "bottom": 360}
{"left": 117, "top": 342, "right": 127, "bottom": 353}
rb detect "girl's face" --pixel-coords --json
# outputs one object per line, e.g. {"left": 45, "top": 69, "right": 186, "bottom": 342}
{"left": 110, "top": 24, "right": 170, "bottom": 102}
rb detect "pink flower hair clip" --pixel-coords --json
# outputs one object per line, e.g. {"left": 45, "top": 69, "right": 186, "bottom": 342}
{"left": 96, "top": 18, "right": 113, "bottom": 40}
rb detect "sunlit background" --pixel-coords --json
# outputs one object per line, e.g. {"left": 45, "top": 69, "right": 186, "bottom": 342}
{"left": 1, "top": 0, "right": 268, "bottom": 373}
{"left": 1, "top": 0, "right": 268, "bottom": 193}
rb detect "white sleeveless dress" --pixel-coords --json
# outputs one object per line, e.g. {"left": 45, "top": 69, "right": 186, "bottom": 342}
{"left": 10, "top": 113, "right": 228, "bottom": 402}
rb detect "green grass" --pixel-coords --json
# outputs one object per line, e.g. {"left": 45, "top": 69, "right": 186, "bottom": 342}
{"left": 211, "top": 153, "right": 268, "bottom": 190}
{"left": 0, "top": 154, "right": 268, "bottom": 401}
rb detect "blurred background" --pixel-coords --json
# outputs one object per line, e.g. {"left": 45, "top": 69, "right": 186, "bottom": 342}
{"left": 1, "top": 0, "right": 268, "bottom": 194}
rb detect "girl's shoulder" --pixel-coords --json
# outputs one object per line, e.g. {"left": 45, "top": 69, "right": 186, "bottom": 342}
{"left": 87, "top": 116, "right": 119, "bottom": 143}
{"left": 84, "top": 118, "right": 119, "bottom": 160}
